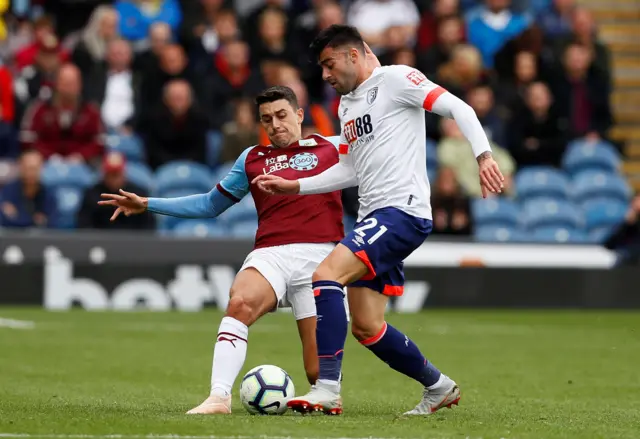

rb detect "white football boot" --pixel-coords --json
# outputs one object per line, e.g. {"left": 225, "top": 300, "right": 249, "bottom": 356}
{"left": 186, "top": 394, "right": 232, "bottom": 414}
{"left": 403, "top": 375, "right": 461, "bottom": 415}
{"left": 287, "top": 383, "right": 343, "bottom": 415}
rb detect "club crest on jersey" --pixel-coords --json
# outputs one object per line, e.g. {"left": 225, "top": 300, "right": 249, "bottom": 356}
{"left": 289, "top": 153, "right": 318, "bottom": 171}
{"left": 367, "top": 87, "right": 378, "bottom": 104}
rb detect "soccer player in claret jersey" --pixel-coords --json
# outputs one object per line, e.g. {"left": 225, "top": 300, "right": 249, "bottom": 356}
{"left": 98, "top": 86, "right": 349, "bottom": 415}
{"left": 253, "top": 25, "right": 505, "bottom": 416}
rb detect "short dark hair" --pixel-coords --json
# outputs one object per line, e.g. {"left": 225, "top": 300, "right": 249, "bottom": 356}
{"left": 309, "top": 24, "right": 365, "bottom": 60}
{"left": 255, "top": 86, "right": 299, "bottom": 110}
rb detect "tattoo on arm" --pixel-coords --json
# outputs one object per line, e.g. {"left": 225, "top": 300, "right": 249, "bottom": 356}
{"left": 477, "top": 151, "right": 492, "bottom": 164}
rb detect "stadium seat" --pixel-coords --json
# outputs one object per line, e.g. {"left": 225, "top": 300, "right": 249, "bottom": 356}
{"left": 172, "top": 220, "right": 228, "bottom": 238}
{"left": 588, "top": 226, "right": 615, "bottom": 244}
{"left": 523, "top": 198, "right": 582, "bottom": 230}
{"left": 532, "top": 227, "right": 587, "bottom": 243}
{"left": 472, "top": 197, "right": 520, "bottom": 228}
{"left": 572, "top": 171, "right": 631, "bottom": 204}
{"left": 206, "top": 131, "right": 223, "bottom": 169}
{"left": 475, "top": 225, "right": 526, "bottom": 243}
{"left": 562, "top": 140, "right": 621, "bottom": 175}
{"left": 125, "top": 161, "right": 155, "bottom": 193}
{"left": 155, "top": 161, "right": 213, "bottom": 196}
{"left": 106, "top": 134, "right": 145, "bottom": 162}
{"left": 217, "top": 194, "right": 257, "bottom": 224}
{"left": 230, "top": 219, "right": 259, "bottom": 239}
{"left": 514, "top": 167, "right": 570, "bottom": 202}
{"left": 582, "top": 199, "right": 628, "bottom": 231}
{"left": 54, "top": 186, "right": 84, "bottom": 229}
{"left": 41, "top": 160, "right": 96, "bottom": 189}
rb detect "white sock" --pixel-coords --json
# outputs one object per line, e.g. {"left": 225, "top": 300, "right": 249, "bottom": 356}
{"left": 427, "top": 373, "right": 447, "bottom": 390}
{"left": 210, "top": 316, "right": 249, "bottom": 396}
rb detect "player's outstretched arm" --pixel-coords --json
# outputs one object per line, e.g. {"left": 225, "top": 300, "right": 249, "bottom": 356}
{"left": 252, "top": 159, "right": 358, "bottom": 196}
{"left": 98, "top": 187, "right": 235, "bottom": 221}
{"left": 430, "top": 93, "right": 505, "bottom": 198}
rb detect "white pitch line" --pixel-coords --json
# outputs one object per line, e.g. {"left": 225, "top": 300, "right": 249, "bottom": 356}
{"left": 0, "top": 318, "right": 35, "bottom": 330}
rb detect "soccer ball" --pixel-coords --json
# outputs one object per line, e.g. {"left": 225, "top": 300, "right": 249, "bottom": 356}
{"left": 240, "top": 365, "right": 295, "bottom": 415}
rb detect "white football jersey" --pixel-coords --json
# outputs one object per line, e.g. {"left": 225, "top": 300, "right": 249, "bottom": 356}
{"left": 338, "top": 65, "right": 445, "bottom": 221}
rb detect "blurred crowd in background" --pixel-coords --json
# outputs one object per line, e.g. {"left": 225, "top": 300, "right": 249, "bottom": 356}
{"left": 0, "top": 0, "right": 637, "bottom": 261}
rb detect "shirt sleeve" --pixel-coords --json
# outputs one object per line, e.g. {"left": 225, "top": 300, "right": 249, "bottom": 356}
{"left": 385, "top": 65, "right": 492, "bottom": 158}
{"left": 384, "top": 65, "right": 448, "bottom": 112}
{"left": 146, "top": 147, "right": 253, "bottom": 217}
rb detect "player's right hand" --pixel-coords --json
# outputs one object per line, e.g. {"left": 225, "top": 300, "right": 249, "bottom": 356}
{"left": 251, "top": 174, "right": 300, "bottom": 195}
{"left": 98, "top": 189, "right": 147, "bottom": 221}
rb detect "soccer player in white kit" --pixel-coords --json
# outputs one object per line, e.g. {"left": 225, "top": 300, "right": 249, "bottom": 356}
{"left": 253, "top": 25, "right": 505, "bottom": 416}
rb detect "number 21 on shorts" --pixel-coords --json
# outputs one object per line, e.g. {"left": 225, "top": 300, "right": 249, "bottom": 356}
{"left": 354, "top": 218, "right": 387, "bottom": 245}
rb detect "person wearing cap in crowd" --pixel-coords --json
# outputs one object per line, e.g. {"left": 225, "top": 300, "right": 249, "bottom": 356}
{"left": 77, "top": 151, "right": 155, "bottom": 230}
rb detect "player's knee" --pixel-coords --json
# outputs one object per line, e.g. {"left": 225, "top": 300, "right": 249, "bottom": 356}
{"left": 225, "top": 296, "right": 253, "bottom": 325}
{"left": 312, "top": 264, "right": 335, "bottom": 284}
{"left": 351, "top": 320, "right": 381, "bottom": 342}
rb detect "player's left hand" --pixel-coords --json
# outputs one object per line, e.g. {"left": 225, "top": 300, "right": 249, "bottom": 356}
{"left": 477, "top": 152, "right": 504, "bottom": 198}
{"left": 252, "top": 174, "right": 301, "bottom": 195}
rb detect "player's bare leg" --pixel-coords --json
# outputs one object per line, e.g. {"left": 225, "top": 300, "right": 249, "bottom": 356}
{"left": 296, "top": 316, "right": 319, "bottom": 385}
{"left": 287, "top": 244, "right": 363, "bottom": 415}
{"left": 187, "top": 268, "right": 277, "bottom": 415}
{"left": 348, "top": 286, "right": 460, "bottom": 415}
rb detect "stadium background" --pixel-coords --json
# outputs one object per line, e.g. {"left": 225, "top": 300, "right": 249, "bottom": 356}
{"left": 0, "top": 0, "right": 637, "bottom": 253}
{"left": 0, "top": 3, "right": 639, "bottom": 437}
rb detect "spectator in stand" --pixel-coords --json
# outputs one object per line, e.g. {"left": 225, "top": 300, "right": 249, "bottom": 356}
{"left": 243, "top": 0, "right": 289, "bottom": 49}
{"left": 466, "top": 84, "right": 507, "bottom": 147}
{"left": 42, "top": 0, "right": 114, "bottom": 39}
{"left": 220, "top": 98, "right": 259, "bottom": 163}
{"left": 465, "top": 0, "right": 531, "bottom": 68}
{"left": 392, "top": 47, "right": 416, "bottom": 67}
{"left": 537, "top": 0, "right": 574, "bottom": 38}
{"left": 78, "top": 151, "right": 155, "bottom": 230}
{"left": 71, "top": 5, "right": 119, "bottom": 78}
{"left": 553, "top": 8, "right": 611, "bottom": 82}
{"left": 85, "top": 39, "right": 138, "bottom": 134}
{"left": 0, "top": 14, "right": 35, "bottom": 62}
{"left": 207, "top": 39, "right": 265, "bottom": 129}
{"left": 431, "top": 167, "right": 473, "bottom": 236}
{"left": 139, "top": 43, "right": 203, "bottom": 113}
{"left": 253, "top": 7, "right": 298, "bottom": 66}
{"left": 137, "top": 79, "right": 208, "bottom": 169}
{"left": 550, "top": 43, "right": 611, "bottom": 142}
{"left": 14, "top": 34, "right": 63, "bottom": 107}
{"left": 0, "top": 148, "right": 57, "bottom": 228}
{"left": 20, "top": 64, "right": 104, "bottom": 165}
{"left": 347, "top": 0, "right": 420, "bottom": 55}
{"left": 187, "top": 8, "right": 239, "bottom": 74}
{"left": 438, "top": 118, "right": 515, "bottom": 198}
{"left": 115, "top": 0, "right": 182, "bottom": 49}
{"left": 509, "top": 81, "right": 568, "bottom": 167}
{"left": 494, "top": 25, "right": 552, "bottom": 82}
{"left": 296, "top": 1, "right": 345, "bottom": 103}
{"left": 14, "top": 15, "right": 69, "bottom": 71}
{"left": 132, "top": 21, "right": 171, "bottom": 77}
{"left": 435, "top": 43, "right": 484, "bottom": 98}
{"left": 416, "top": 0, "right": 462, "bottom": 52}
{"left": 496, "top": 50, "right": 539, "bottom": 119}
{"left": 0, "top": 61, "right": 16, "bottom": 157}
{"left": 604, "top": 194, "right": 640, "bottom": 266}
{"left": 417, "top": 16, "right": 465, "bottom": 77}
{"left": 179, "top": 0, "right": 230, "bottom": 49}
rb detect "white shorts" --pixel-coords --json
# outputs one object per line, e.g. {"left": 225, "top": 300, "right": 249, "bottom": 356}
{"left": 240, "top": 243, "right": 337, "bottom": 320}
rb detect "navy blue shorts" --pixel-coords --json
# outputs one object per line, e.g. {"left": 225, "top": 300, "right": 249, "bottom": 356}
{"left": 341, "top": 207, "right": 433, "bottom": 296}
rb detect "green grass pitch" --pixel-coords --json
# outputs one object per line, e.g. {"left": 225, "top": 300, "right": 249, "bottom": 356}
{"left": 0, "top": 308, "right": 639, "bottom": 439}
